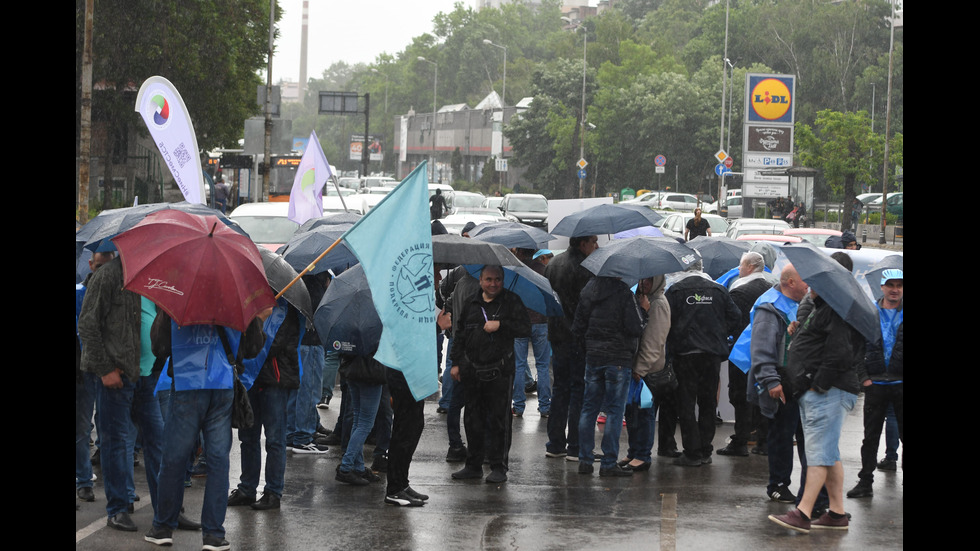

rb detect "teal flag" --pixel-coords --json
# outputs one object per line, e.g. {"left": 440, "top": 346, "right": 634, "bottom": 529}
{"left": 341, "top": 162, "right": 437, "bottom": 400}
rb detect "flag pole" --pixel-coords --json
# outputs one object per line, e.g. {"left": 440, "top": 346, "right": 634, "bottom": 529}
{"left": 275, "top": 235, "right": 344, "bottom": 299}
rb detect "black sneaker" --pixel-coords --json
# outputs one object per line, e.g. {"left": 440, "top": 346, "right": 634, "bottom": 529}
{"left": 371, "top": 454, "right": 388, "bottom": 473}
{"left": 876, "top": 458, "right": 898, "bottom": 471}
{"left": 846, "top": 481, "right": 873, "bottom": 498}
{"left": 250, "top": 493, "right": 280, "bottom": 510}
{"left": 405, "top": 486, "right": 429, "bottom": 501}
{"left": 578, "top": 462, "right": 594, "bottom": 475}
{"left": 360, "top": 469, "right": 381, "bottom": 483}
{"left": 316, "top": 422, "right": 331, "bottom": 435}
{"left": 316, "top": 397, "right": 330, "bottom": 410}
{"left": 716, "top": 443, "right": 749, "bottom": 457}
{"left": 202, "top": 535, "right": 231, "bottom": 551}
{"left": 768, "top": 484, "right": 797, "bottom": 503}
{"left": 385, "top": 489, "right": 424, "bottom": 507}
{"left": 335, "top": 468, "right": 369, "bottom": 486}
{"left": 144, "top": 525, "right": 173, "bottom": 546}
{"left": 446, "top": 446, "right": 468, "bottom": 462}
{"left": 486, "top": 468, "right": 507, "bottom": 484}
{"left": 227, "top": 489, "right": 256, "bottom": 507}
{"left": 291, "top": 442, "right": 329, "bottom": 455}
{"left": 451, "top": 465, "right": 484, "bottom": 479}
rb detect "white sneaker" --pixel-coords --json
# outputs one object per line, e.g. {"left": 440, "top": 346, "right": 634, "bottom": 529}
{"left": 291, "top": 442, "right": 329, "bottom": 455}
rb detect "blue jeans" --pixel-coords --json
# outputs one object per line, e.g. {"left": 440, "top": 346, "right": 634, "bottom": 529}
{"left": 884, "top": 404, "right": 899, "bottom": 461}
{"left": 237, "top": 386, "right": 288, "bottom": 497}
{"left": 514, "top": 323, "right": 552, "bottom": 414}
{"left": 578, "top": 363, "right": 631, "bottom": 470}
{"left": 97, "top": 373, "right": 164, "bottom": 517}
{"left": 546, "top": 342, "right": 586, "bottom": 456}
{"left": 76, "top": 372, "right": 98, "bottom": 489}
{"left": 288, "top": 344, "right": 324, "bottom": 446}
{"left": 340, "top": 381, "right": 382, "bottom": 473}
{"left": 371, "top": 384, "right": 393, "bottom": 458}
{"left": 154, "top": 388, "right": 233, "bottom": 540}
{"left": 321, "top": 351, "right": 340, "bottom": 402}
{"left": 624, "top": 400, "right": 656, "bottom": 463}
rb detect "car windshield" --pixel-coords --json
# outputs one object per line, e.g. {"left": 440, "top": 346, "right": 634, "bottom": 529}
{"left": 453, "top": 194, "right": 485, "bottom": 208}
{"left": 509, "top": 197, "right": 548, "bottom": 212}
{"left": 232, "top": 216, "right": 299, "bottom": 244}
{"left": 706, "top": 217, "right": 729, "bottom": 233}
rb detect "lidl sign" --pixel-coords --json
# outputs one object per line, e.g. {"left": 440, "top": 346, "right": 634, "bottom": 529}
{"left": 746, "top": 74, "right": 795, "bottom": 124}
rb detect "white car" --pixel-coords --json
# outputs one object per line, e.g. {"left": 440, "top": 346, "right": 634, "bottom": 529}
{"left": 228, "top": 202, "right": 298, "bottom": 251}
{"left": 446, "top": 191, "right": 486, "bottom": 213}
{"left": 657, "top": 212, "right": 728, "bottom": 241}
{"left": 725, "top": 218, "right": 790, "bottom": 239}
{"left": 355, "top": 187, "right": 392, "bottom": 213}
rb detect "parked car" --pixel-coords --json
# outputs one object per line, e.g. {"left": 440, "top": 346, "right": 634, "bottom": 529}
{"left": 736, "top": 234, "right": 803, "bottom": 245}
{"left": 360, "top": 176, "right": 397, "bottom": 189}
{"left": 658, "top": 192, "right": 701, "bottom": 212}
{"left": 656, "top": 212, "right": 729, "bottom": 241}
{"left": 867, "top": 192, "right": 903, "bottom": 219}
{"left": 499, "top": 193, "right": 549, "bottom": 227}
{"left": 725, "top": 218, "right": 790, "bottom": 239}
{"left": 720, "top": 195, "right": 745, "bottom": 219}
{"left": 446, "top": 191, "right": 486, "bottom": 213}
{"left": 228, "top": 202, "right": 298, "bottom": 251}
{"left": 482, "top": 196, "right": 504, "bottom": 210}
{"left": 782, "top": 228, "right": 841, "bottom": 247}
{"left": 355, "top": 186, "right": 392, "bottom": 214}
{"left": 620, "top": 191, "right": 663, "bottom": 208}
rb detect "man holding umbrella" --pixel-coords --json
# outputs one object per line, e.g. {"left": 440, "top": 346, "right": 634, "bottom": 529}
{"left": 544, "top": 235, "right": 598, "bottom": 460}
{"left": 450, "top": 265, "right": 531, "bottom": 483}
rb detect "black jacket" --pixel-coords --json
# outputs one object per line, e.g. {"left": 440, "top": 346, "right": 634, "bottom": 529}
{"left": 253, "top": 306, "right": 302, "bottom": 390}
{"left": 787, "top": 296, "right": 866, "bottom": 395}
{"left": 545, "top": 247, "right": 592, "bottom": 344}
{"left": 665, "top": 273, "right": 741, "bottom": 359}
{"left": 451, "top": 287, "right": 531, "bottom": 377}
{"left": 572, "top": 277, "right": 646, "bottom": 367}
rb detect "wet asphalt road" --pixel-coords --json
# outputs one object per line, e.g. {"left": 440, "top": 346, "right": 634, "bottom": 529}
{"left": 76, "top": 387, "right": 903, "bottom": 550}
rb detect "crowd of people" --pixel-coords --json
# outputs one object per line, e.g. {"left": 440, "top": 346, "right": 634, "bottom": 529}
{"left": 77, "top": 217, "right": 902, "bottom": 548}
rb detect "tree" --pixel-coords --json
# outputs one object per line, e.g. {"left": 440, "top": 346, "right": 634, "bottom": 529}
{"left": 796, "top": 110, "right": 884, "bottom": 231}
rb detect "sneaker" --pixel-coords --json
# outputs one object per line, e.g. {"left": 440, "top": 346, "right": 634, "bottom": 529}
{"left": 227, "top": 488, "right": 256, "bottom": 507}
{"left": 190, "top": 461, "right": 208, "bottom": 478}
{"left": 811, "top": 511, "right": 849, "bottom": 530}
{"left": 846, "top": 481, "right": 873, "bottom": 498}
{"left": 876, "top": 458, "right": 898, "bottom": 471}
{"left": 486, "top": 468, "right": 507, "bottom": 484}
{"left": 596, "top": 414, "right": 607, "bottom": 424}
{"left": 371, "top": 454, "right": 388, "bottom": 472}
{"left": 716, "top": 443, "right": 749, "bottom": 457}
{"left": 658, "top": 449, "right": 682, "bottom": 458}
{"left": 335, "top": 468, "right": 369, "bottom": 486}
{"left": 768, "top": 508, "right": 810, "bottom": 534}
{"left": 250, "top": 493, "right": 280, "bottom": 510}
{"left": 317, "top": 397, "right": 330, "bottom": 410}
{"left": 385, "top": 489, "right": 424, "bottom": 507}
{"left": 405, "top": 486, "right": 429, "bottom": 501}
{"left": 545, "top": 450, "right": 567, "bottom": 459}
{"left": 512, "top": 408, "right": 523, "bottom": 418}
{"left": 446, "top": 446, "right": 468, "bottom": 462}
{"left": 578, "top": 462, "right": 594, "bottom": 475}
{"left": 316, "top": 422, "right": 331, "bottom": 436}
{"left": 291, "top": 442, "right": 329, "bottom": 455}
{"left": 202, "top": 535, "right": 231, "bottom": 551}
{"left": 599, "top": 465, "right": 634, "bottom": 477}
{"left": 565, "top": 454, "right": 579, "bottom": 462}
{"left": 451, "top": 465, "right": 484, "bottom": 480}
{"left": 525, "top": 380, "right": 537, "bottom": 394}
{"left": 360, "top": 469, "right": 381, "bottom": 483}
{"left": 672, "top": 454, "right": 702, "bottom": 467}
{"left": 751, "top": 442, "right": 768, "bottom": 456}
{"left": 144, "top": 525, "right": 173, "bottom": 546}
{"left": 767, "top": 484, "right": 796, "bottom": 503}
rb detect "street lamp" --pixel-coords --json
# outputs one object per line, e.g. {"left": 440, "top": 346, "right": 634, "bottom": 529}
{"left": 417, "top": 56, "right": 438, "bottom": 182}
{"left": 482, "top": 39, "right": 507, "bottom": 106}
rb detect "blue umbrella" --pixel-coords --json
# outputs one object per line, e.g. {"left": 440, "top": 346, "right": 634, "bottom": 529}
{"left": 463, "top": 263, "right": 563, "bottom": 317}
{"left": 551, "top": 203, "right": 665, "bottom": 237}
{"left": 469, "top": 222, "right": 554, "bottom": 249}
{"left": 780, "top": 243, "right": 879, "bottom": 342}
{"left": 314, "top": 264, "right": 381, "bottom": 355}
{"left": 278, "top": 224, "right": 359, "bottom": 275}
{"left": 613, "top": 225, "right": 663, "bottom": 239}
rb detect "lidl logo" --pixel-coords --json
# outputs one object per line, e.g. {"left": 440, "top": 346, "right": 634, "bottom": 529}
{"left": 751, "top": 78, "right": 791, "bottom": 121}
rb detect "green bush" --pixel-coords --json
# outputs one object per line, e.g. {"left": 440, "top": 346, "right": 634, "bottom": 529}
{"left": 815, "top": 210, "right": 839, "bottom": 223}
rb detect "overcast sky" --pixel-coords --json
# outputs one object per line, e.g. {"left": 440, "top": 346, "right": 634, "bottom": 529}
{"left": 272, "top": 0, "right": 467, "bottom": 83}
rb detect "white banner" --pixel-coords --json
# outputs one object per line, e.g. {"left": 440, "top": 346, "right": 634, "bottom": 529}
{"left": 134, "top": 76, "right": 205, "bottom": 204}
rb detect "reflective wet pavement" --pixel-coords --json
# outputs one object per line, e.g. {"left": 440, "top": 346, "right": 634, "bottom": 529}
{"left": 76, "top": 390, "right": 903, "bottom": 550}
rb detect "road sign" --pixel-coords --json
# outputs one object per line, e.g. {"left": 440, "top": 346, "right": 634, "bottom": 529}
{"left": 577, "top": 169, "right": 587, "bottom": 179}
{"left": 495, "top": 158, "right": 508, "bottom": 172}
{"left": 714, "top": 149, "right": 728, "bottom": 163}
{"left": 654, "top": 155, "right": 666, "bottom": 167}
{"left": 724, "top": 156, "right": 734, "bottom": 169}
{"left": 655, "top": 166, "right": 665, "bottom": 174}
{"left": 577, "top": 158, "right": 588, "bottom": 169}
{"left": 715, "top": 164, "right": 732, "bottom": 176}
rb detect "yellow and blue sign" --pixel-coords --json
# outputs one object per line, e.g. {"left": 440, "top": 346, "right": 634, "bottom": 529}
{"left": 747, "top": 74, "right": 795, "bottom": 124}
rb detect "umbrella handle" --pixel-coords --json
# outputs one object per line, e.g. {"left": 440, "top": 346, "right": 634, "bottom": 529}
{"left": 276, "top": 235, "right": 345, "bottom": 300}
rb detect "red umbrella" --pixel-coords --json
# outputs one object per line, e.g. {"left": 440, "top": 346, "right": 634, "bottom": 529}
{"left": 112, "top": 210, "right": 276, "bottom": 332}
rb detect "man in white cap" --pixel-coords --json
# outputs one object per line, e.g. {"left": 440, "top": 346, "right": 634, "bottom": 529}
{"left": 847, "top": 268, "right": 903, "bottom": 499}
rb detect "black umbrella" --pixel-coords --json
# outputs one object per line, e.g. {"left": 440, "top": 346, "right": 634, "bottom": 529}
{"left": 461, "top": 263, "right": 563, "bottom": 317}
{"left": 469, "top": 222, "right": 554, "bottom": 249}
{"left": 432, "top": 234, "right": 522, "bottom": 266}
{"left": 296, "top": 212, "right": 362, "bottom": 233}
{"left": 864, "top": 255, "right": 903, "bottom": 301}
{"left": 257, "top": 247, "right": 313, "bottom": 321}
{"left": 581, "top": 236, "right": 699, "bottom": 283}
{"left": 687, "top": 236, "right": 751, "bottom": 279}
{"left": 780, "top": 243, "right": 879, "bottom": 342}
{"left": 278, "top": 225, "right": 359, "bottom": 275}
{"left": 551, "top": 204, "right": 665, "bottom": 237}
{"left": 313, "top": 264, "right": 381, "bottom": 356}
{"left": 80, "top": 202, "right": 245, "bottom": 253}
